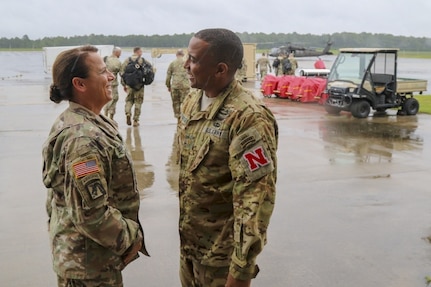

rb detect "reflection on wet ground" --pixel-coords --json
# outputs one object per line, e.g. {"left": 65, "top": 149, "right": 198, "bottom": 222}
{"left": 319, "top": 115, "right": 423, "bottom": 164}
{"left": 165, "top": 130, "right": 179, "bottom": 194}
{"left": 125, "top": 127, "right": 155, "bottom": 198}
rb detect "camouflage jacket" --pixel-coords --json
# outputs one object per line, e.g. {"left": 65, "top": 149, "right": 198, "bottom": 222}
{"left": 178, "top": 80, "right": 278, "bottom": 280}
{"left": 105, "top": 55, "right": 121, "bottom": 87}
{"left": 256, "top": 57, "right": 271, "bottom": 72}
{"left": 165, "top": 57, "right": 190, "bottom": 90}
{"left": 42, "top": 102, "right": 148, "bottom": 279}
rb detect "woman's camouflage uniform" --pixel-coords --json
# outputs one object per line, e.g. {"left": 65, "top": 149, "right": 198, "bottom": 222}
{"left": 178, "top": 80, "right": 278, "bottom": 281}
{"left": 42, "top": 102, "right": 148, "bottom": 283}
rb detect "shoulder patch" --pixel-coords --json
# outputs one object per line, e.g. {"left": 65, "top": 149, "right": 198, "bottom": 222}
{"left": 85, "top": 178, "right": 106, "bottom": 200}
{"left": 240, "top": 144, "right": 274, "bottom": 182}
{"left": 243, "top": 146, "right": 270, "bottom": 171}
{"left": 73, "top": 158, "right": 100, "bottom": 179}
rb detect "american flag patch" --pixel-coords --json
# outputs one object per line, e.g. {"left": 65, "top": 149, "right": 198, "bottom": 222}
{"left": 73, "top": 158, "right": 100, "bottom": 178}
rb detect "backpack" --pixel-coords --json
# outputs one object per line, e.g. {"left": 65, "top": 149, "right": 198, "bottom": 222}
{"left": 272, "top": 58, "right": 280, "bottom": 68}
{"left": 281, "top": 58, "right": 292, "bottom": 74}
{"left": 122, "top": 57, "right": 154, "bottom": 90}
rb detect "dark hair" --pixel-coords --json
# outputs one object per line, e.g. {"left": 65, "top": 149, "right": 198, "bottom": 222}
{"left": 49, "top": 45, "right": 98, "bottom": 104}
{"left": 194, "top": 28, "right": 244, "bottom": 72}
{"left": 133, "top": 46, "right": 142, "bottom": 53}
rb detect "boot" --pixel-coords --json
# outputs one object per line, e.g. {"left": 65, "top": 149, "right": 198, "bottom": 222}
{"left": 126, "top": 115, "right": 131, "bottom": 126}
{"left": 133, "top": 120, "right": 139, "bottom": 127}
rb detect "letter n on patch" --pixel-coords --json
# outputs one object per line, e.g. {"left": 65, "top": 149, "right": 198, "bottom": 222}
{"left": 243, "top": 146, "right": 270, "bottom": 171}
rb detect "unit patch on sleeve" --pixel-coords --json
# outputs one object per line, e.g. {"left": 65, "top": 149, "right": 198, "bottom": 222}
{"left": 73, "top": 158, "right": 100, "bottom": 179}
{"left": 85, "top": 178, "right": 106, "bottom": 200}
{"left": 241, "top": 145, "right": 274, "bottom": 181}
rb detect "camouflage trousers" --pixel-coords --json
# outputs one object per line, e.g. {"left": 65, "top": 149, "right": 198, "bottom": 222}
{"left": 259, "top": 68, "right": 269, "bottom": 80}
{"left": 170, "top": 88, "right": 189, "bottom": 119}
{"left": 57, "top": 273, "right": 123, "bottom": 287}
{"left": 104, "top": 85, "right": 119, "bottom": 117}
{"left": 180, "top": 255, "right": 229, "bottom": 287}
{"left": 125, "top": 87, "right": 144, "bottom": 121}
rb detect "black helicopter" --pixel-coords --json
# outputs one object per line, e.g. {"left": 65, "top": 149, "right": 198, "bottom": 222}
{"left": 268, "top": 40, "right": 333, "bottom": 57}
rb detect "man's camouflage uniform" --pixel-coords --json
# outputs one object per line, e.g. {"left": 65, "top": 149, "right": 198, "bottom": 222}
{"left": 178, "top": 80, "right": 278, "bottom": 284}
{"left": 256, "top": 56, "right": 271, "bottom": 80}
{"left": 165, "top": 56, "right": 190, "bottom": 118}
{"left": 120, "top": 55, "right": 152, "bottom": 124}
{"left": 103, "top": 55, "right": 122, "bottom": 118}
{"left": 42, "top": 102, "right": 148, "bottom": 286}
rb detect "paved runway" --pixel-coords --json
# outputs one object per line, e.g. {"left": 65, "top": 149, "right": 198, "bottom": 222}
{"left": 1, "top": 78, "right": 431, "bottom": 287}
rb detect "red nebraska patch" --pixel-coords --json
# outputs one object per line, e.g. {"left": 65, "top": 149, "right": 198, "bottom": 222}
{"left": 243, "top": 146, "right": 270, "bottom": 171}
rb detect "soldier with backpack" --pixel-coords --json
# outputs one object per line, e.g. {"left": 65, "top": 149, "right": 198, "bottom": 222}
{"left": 286, "top": 52, "right": 298, "bottom": 75}
{"left": 120, "top": 47, "right": 153, "bottom": 127}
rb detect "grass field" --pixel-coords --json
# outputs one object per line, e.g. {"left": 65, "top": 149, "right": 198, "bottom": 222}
{"left": 417, "top": 95, "right": 431, "bottom": 114}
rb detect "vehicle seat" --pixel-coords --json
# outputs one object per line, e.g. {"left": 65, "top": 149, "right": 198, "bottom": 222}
{"left": 371, "top": 73, "right": 394, "bottom": 95}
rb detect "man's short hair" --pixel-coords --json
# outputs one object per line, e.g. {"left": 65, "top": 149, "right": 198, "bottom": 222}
{"left": 194, "top": 28, "right": 243, "bottom": 72}
{"left": 133, "top": 47, "right": 141, "bottom": 53}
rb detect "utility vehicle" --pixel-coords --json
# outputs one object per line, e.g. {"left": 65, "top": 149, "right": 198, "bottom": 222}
{"left": 324, "top": 48, "right": 427, "bottom": 118}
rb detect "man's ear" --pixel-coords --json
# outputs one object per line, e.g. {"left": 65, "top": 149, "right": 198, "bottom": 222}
{"left": 72, "top": 77, "right": 86, "bottom": 92}
{"left": 215, "top": 62, "right": 229, "bottom": 77}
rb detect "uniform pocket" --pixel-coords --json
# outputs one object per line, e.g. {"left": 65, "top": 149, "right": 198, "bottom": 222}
{"left": 188, "top": 136, "right": 211, "bottom": 172}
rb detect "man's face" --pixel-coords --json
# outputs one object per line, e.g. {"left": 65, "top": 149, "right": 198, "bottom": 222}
{"left": 184, "top": 37, "right": 217, "bottom": 90}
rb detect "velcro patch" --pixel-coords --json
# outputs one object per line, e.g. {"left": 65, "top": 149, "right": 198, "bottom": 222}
{"left": 85, "top": 178, "right": 106, "bottom": 200}
{"left": 73, "top": 158, "right": 100, "bottom": 179}
{"left": 240, "top": 145, "right": 274, "bottom": 181}
{"left": 243, "top": 146, "right": 270, "bottom": 171}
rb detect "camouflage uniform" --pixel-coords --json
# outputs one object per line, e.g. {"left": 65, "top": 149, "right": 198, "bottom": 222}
{"left": 42, "top": 102, "right": 148, "bottom": 285}
{"left": 121, "top": 55, "right": 152, "bottom": 124}
{"left": 178, "top": 80, "right": 278, "bottom": 285}
{"left": 165, "top": 57, "right": 191, "bottom": 118}
{"left": 104, "top": 55, "right": 122, "bottom": 118}
{"left": 256, "top": 56, "right": 271, "bottom": 79}
{"left": 287, "top": 54, "right": 298, "bottom": 75}
{"left": 235, "top": 59, "right": 248, "bottom": 82}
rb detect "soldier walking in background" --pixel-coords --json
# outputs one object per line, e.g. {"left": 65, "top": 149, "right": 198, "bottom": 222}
{"left": 103, "top": 46, "right": 122, "bottom": 120}
{"left": 165, "top": 49, "right": 190, "bottom": 119}
{"left": 287, "top": 52, "right": 298, "bottom": 75}
{"left": 120, "top": 47, "right": 151, "bottom": 127}
{"left": 256, "top": 52, "right": 272, "bottom": 80}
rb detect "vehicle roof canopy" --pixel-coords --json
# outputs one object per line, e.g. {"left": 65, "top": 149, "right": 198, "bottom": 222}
{"left": 339, "top": 48, "right": 399, "bottom": 53}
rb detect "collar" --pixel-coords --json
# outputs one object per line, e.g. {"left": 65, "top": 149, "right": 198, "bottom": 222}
{"left": 200, "top": 80, "right": 239, "bottom": 120}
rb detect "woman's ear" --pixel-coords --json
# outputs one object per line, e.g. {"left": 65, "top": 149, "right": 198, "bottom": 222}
{"left": 72, "top": 77, "right": 86, "bottom": 92}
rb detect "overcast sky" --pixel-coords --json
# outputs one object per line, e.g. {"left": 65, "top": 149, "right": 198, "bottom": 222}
{"left": 2, "top": 0, "right": 430, "bottom": 39}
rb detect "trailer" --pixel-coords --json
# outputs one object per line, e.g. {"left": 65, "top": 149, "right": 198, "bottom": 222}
{"left": 324, "top": 48, "right": 428, "bottom": 118}
{"left": 42, "top": 45, "right": 114, "bottom": 74}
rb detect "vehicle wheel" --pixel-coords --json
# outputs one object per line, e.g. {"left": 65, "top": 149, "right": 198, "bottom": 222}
{"left": 324, "top": 105, "right": 341, "bottom": 115}
{"left": 403, "top": 98, "right": 419, "bottom": 115}
{"left": 351, "top": 101, "right": 370, "bottom": 118}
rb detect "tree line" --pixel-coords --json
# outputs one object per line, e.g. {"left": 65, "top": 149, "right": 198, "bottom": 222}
{"left": 1, "top": 32, "right": 431, "bottom": 51}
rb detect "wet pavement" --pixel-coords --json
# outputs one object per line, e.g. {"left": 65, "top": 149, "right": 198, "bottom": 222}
{"left": 1, "top": 77, "right": 431, "bottom": 287}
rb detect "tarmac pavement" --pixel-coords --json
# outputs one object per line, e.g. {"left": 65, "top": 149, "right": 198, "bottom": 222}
{"left": 1, "top": 79, "right": 431, "bottom": 287}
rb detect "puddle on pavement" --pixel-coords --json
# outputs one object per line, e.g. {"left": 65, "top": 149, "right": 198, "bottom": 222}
{"left": 125, "top": 127, "right": 179, "bottom": 199}
{"left": 319, "top": 115, "right": 423, "bottom": 164}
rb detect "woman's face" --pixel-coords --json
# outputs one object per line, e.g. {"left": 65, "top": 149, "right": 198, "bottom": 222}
{"left": 81, "top": 52, "right": 114, "bottom": 109}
